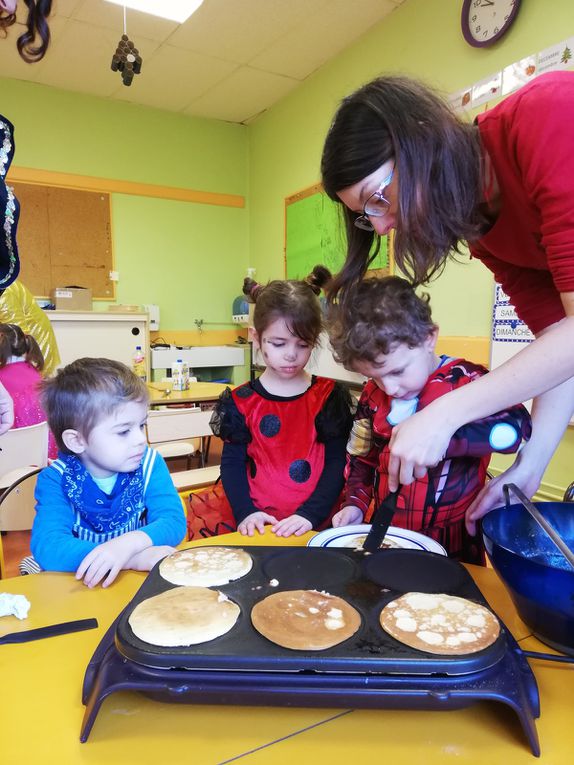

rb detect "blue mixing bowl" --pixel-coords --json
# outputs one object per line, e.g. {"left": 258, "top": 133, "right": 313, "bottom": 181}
{"left": 482, "top": 502, "right": 574, "bottom": 655}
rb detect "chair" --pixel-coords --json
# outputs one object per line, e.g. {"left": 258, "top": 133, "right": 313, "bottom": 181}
{"left": 0, "top": 422, "right": 49, "bottom": 578}
{"left": 146, "top": 407, "right": 213, "bottom": 469}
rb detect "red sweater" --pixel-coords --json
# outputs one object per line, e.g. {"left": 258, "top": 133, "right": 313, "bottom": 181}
{"left": 472, "top": 71, "right": 574, "bottom": 334}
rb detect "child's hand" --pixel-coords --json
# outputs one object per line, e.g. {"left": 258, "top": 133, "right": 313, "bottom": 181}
{"left": 127, "top": 545, "right": 176, "bottom": 572}
{"left": 76, "top": 531, "right": 151, "bottom": 588}
{"left": 238, "top": 511, "right": 277, "bottom": 536}
{"left": 272, "top": 516, "right": 313, "bottom": 538}
{"left": 332, "top": 505, "right": 364, "bottom": 527}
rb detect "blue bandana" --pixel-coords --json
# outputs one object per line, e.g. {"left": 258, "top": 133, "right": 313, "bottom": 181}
{"left": 58, "top": 453, "right": 146, "bottom": 542}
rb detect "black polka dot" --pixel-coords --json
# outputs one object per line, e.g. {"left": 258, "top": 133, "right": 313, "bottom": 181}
{"left": 289, "top": 460, "right": 311, "bottom": 483}
{"left": 249, "top": 458, "right": 257, "bottom": 479}
{"left": 235, "top": 385, "right": 254, "bottom": 398}
{"left": 259, "top": 414, "right": 281, "bottom": 438}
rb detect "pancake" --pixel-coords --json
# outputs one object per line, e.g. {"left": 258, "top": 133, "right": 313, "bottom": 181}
{"left": 128, "top": 586, "right": 240, "bottom": 647}
{"left": 159, "top": 546, "right": 252, "bottom": 586}
{"left": 251, "top": 589, "right": 361, "bottom": 651}
{"left": 379, "top": 592, "right": 500, "bottom": 655}
{"left": 343, "top": 534, "right": 400, "bottom": 550}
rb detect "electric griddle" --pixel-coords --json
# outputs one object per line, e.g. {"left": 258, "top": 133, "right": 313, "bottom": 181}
{"left": 81, "top": 547, "right": 540, "bottom": 754}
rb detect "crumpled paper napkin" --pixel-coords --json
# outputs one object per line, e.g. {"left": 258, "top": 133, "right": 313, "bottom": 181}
{"left": 0, "top": 593, "right": 31, "bottom": 620}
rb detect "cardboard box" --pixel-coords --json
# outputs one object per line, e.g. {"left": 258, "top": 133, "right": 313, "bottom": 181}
{"left": 50, "top": 287, "right": 93, "bottom": 311}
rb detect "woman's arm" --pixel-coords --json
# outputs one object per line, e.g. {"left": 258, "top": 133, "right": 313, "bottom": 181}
{"left": 388, "top": 304, "right": 574, "bottom": 491}
{"left": 466, "top": 373, "right": 574, "bottom": 532}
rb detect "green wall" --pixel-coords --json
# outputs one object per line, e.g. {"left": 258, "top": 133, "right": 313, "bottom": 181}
{"left": 248, "top": 0, "right": 574, "bottom": 497}
{"left": 249, "top": 0, "right": 573, "bottom": 336}
{"left": 0, "top": 76, "right": 250, "bottom": 327}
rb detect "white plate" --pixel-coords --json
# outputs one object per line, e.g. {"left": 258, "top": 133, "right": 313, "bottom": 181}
{"left": 307, "top": 524, "right": 447, "bottom": 556}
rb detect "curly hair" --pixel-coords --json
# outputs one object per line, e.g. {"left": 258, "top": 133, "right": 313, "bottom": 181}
{"left": 321, "top": 75, "right": 488, "bottom": 300}
{"left": 243, "top": 265, "right": 332, "bottom": 346}
{"left": 328, "top": 276, "right": 437, "bottom": 369}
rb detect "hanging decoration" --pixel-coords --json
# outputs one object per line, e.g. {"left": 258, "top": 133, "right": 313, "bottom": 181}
{"left": 110, "top": 6, "right": 142, "bottom": 87}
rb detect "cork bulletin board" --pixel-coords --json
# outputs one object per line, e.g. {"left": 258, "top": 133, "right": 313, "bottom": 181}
{"left": 284, "top": 183, "right": 392, "bottom": 280}
{"left": 12, "top": 182, "right": 114, "bottom": 299}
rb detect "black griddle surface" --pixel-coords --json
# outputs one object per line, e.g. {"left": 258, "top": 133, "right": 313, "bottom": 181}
{"left": 115, "top": 546, "right": 507, "bottom": 675}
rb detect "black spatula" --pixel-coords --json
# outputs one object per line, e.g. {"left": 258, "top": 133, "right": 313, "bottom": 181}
{"left": 363, "top": 489, "right": 401, "bottom": 552}
{"left": 0, "top": 617, "right": 98, "bottom": 645}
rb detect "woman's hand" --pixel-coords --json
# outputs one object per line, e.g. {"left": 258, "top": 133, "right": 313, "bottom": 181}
{"left": 272, "top": 516, "right": 313, "bottom": 537}
{"left": 388, "top": 405, "right": 455, "bottom": 491}
{"left": 237, "top": 511, "right": 276, "bottom": 536}
{"left": 465, "top": 450, "right": 544, "bottom": 535}
{"left": 332, "top": 505, "right": 364, "bottom": 527}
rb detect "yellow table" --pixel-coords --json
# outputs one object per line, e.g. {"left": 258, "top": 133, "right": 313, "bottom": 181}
{"left": 147, "top": 381, "right": 228, "bottom": 407}
{"left": 0, "top": 530, "right": 572, "bottom": 764}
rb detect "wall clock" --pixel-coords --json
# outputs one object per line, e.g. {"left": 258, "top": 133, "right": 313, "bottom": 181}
{"left": 461, "top": 0, "right": 522, "bottom": 48}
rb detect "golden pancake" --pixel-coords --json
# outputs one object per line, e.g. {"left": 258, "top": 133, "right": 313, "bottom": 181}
{"left": 251, "top": 589, "right": 361, "bottom": 651}
{"left": 129, "top": 586, "right": 240, "bottom": 647}
{"left": 343, "top": 534, "right": 400, "bottom": 550}
{"left": 379, "top": 592, "right": 500, "bottom": 655}
{"left": 159, "top": 546, "right": 252, "bottom": 587}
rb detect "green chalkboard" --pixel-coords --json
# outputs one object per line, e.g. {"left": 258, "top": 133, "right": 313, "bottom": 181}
{"left": 285, "top": 185, "right": 390, "bottom": 280}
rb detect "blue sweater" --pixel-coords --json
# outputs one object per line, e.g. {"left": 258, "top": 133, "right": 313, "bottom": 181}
{"left": 31, "top": 447, "right": 186, "bottom": 571}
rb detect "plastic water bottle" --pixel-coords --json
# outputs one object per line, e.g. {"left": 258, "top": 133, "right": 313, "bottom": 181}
{"left": 132, "top": 346, "right": 147, "bottom": 383}
{"left": 181, "top": 359, "right": 190, "bottom": 390}
{"left": 172, "top": 359, "right": 184, "bottom": 390}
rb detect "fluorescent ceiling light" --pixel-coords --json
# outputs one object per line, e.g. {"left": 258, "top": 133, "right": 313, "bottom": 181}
{"left": 104, "top": 1, "right": 204, "bottom": 24}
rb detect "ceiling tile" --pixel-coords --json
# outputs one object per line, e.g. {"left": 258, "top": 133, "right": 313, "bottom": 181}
{"left": 2, "top": 0, "right": 407, "bottom": 123}
{"left": 112, "top": 46, "right": 238, "bottom": 112}
{"left": 250, "top": 0, "right": 401, "bottom": 80}
{"left": 184, "top": 66, "right": 299, "bottom": 123}
{"left": 71, "top": 0, "right": 178, "bottom": 43}
{"left": 168, "top": 0, "right": 327, "bottom": 63}
{"left": 52, "top": 0, "right": 85, "bottom": 18}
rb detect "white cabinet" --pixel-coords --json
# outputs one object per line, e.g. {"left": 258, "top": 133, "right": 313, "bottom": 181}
{"left": 47, "top": 311, "right": 149, "bottom": 374}
{"left": 151, "top": 345, "right": 244, "bottom": 371}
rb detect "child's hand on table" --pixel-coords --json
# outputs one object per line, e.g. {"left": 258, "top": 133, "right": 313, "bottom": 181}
{"left": 238, "top": 511, "right": 277, "bottom": 536}
{"left": 272, "top": 516, "right": 313, "bottom": 538}
{"left": 332, "top": 505, "right": 364, "bottom": 527}
{"left": 75, "top": 531, "right": 151, "bottom": 588}
{"left": 127, "top": 545, "right": 176, "bottom": 571}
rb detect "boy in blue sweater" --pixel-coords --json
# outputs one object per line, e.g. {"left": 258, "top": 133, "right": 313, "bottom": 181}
{"left": 31, "top": 358, "right": 186, "bottom": 588}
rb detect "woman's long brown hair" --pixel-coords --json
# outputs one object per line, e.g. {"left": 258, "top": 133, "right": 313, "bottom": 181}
{"left": 321, "top": 75, "right": 488, "bottom": 302}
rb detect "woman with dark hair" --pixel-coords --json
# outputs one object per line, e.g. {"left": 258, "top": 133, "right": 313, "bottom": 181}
{"left": 0, "top": 0, "right": 52, "bottom": 63}
{"left": 321, "top": 71, "right": 574, "bottom": 530}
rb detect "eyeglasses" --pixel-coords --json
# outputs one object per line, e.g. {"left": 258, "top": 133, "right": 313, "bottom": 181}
{"left": 354, "top": 164, "right": 395, "bottom": 231}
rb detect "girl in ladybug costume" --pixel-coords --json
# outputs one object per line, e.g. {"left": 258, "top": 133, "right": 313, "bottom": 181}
{"left": 188, "top": 266, "right": 353, "bottom": 539}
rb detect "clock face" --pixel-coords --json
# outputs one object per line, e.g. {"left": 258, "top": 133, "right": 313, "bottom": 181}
{"left": 461, "top": 0, "right": 521, "bottom": 48}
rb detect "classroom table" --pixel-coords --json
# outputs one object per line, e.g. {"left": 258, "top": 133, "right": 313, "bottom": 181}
{"left": 147, "top": 381, "right": 228, "bottom": 407}
{"left": 0, "top": 530, "right": 572, "bottom": 764}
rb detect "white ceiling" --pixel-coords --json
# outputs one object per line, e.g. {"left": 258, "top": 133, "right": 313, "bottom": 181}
{"left": 0, "top": 0, "right": 405, "bottom": 123}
